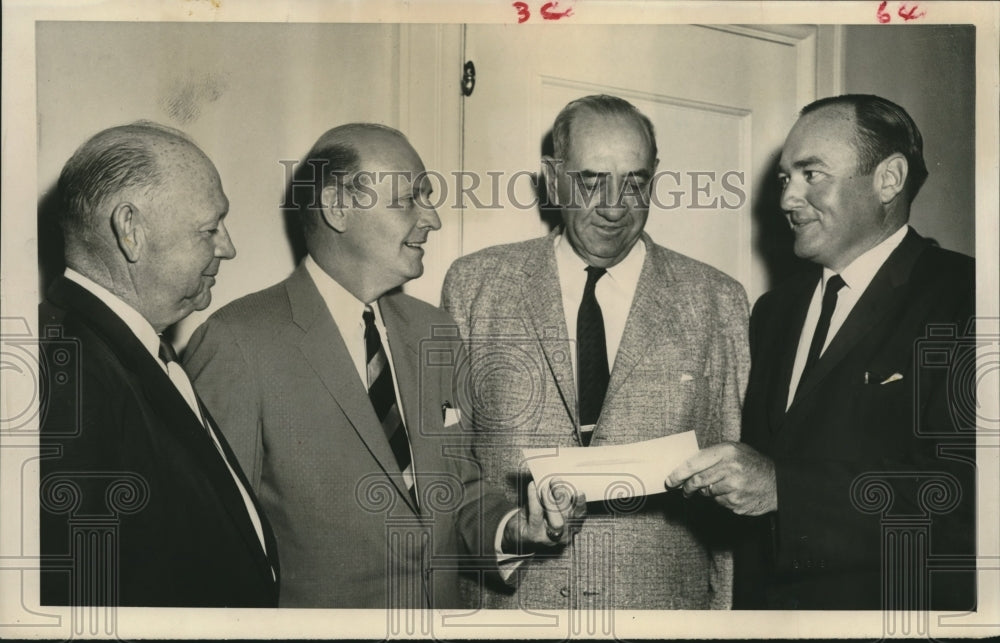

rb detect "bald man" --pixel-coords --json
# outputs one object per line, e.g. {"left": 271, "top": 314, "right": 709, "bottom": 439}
{"left": 185, "top": 123, "right": 582, "bottom": 609}
{"left": 39, "top": 122, "right": 279, "bottom": 607}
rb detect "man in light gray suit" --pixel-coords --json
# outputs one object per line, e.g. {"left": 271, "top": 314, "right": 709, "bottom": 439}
{"left": 185, "top": 123, "right": 583, "bottom": 609}
{"left": 442, "top": 95, "right": 750, "bottom": 609}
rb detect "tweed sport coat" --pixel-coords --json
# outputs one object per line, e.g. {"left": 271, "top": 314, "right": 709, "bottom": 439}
{"left": 184, "top": 264, "right": 513, "bottom": 608}
{"left": 442, "top": 230, "right": 750, "bottom": 609}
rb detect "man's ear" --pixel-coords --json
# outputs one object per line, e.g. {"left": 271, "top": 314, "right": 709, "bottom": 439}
{"left": 111, "top": 203, "right": 142, "bottom": 263}
{"left": 541, "top": 156, "right": 561, "bottom": 206}
{"left": 874, "top": 153, "right": 908, "bottom": 204}
{"left": 319, "top": 185, "right": 348, "bottom": 233}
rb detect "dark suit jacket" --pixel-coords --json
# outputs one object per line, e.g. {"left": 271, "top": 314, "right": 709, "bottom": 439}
{"left": 39, "top": 277, "right": 279, "bottom": 608}
{"left": 183, "top": 264, "right": 513, "bottom": 608}
{"left": 735, "top": 228, "right": 977, "bottom": 610}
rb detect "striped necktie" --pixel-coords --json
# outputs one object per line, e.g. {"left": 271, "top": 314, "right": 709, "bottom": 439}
{"left": 363, "top": 306, "right": 417, "bottom": 507}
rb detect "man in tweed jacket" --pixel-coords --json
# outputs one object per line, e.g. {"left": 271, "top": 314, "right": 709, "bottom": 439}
{"left": 442, "top": 95, "right": 750, "bottom": 609}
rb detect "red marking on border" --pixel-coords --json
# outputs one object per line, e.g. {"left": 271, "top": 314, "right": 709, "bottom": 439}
{"left": 512, "top": 1, "right": 530, "bottom": 24}
{"left": 540, "top": 1, "right": 573, "bottom": 20}
{"left": 876, "top": 1, "right": 891, "bottom": 23}
{"left": 898, "top": 3, "right": 926, "bottom": 21}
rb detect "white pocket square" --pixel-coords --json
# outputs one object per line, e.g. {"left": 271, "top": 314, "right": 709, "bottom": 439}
{"left": 680, "top": 373, "right": 694, "bottom": 382}
{"left": 443, "top": 407, "right": 463, "bottom": 426}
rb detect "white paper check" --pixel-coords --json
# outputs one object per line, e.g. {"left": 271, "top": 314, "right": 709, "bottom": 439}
{"left": 522, "top": 431, "right": 700, "bottom": 502}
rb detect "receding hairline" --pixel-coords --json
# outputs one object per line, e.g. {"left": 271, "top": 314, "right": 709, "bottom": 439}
{"left": 554, "top": 102, "right": 657, "bottom": 163}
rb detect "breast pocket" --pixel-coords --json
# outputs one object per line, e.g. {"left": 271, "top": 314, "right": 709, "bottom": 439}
{"left": 614, "top": 358, "right": 712, "bottom": 440}
{"left": 662, "top": 371, "right": 712, "bottom": 436}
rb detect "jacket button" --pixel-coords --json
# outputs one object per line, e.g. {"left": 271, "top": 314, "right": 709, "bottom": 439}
{"left": 559, "top": 587, "right": 570, "bottom": 597}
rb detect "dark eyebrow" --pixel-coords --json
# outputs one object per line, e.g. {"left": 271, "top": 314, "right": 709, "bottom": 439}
{"left": 574, "top": 169, "right": 650, "bottom": 180}
{"left": 575, "top": 170, "right": 610, "bottom": 180}
{"left": 791, "top": 156, "right": 829, "bottom": 170}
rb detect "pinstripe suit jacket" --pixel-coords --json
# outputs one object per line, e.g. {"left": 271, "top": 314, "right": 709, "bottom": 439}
{"left": 442, "top": 231, "right": 750, "bottom": 609}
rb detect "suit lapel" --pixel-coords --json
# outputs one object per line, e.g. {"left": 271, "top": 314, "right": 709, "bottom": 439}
{"left": 46, "top": 277, "right": 277, "bottom": 586}
{"left": 786, "top": 230, "right": 928, "bottom": 419}
{"left": 381, "top": 293, "right": 422, "bottom": 514}
{"left": 518, "top": 233, "right": 579, "bottom": 428}
{"left": 286, "top": 266, "right": 416, "bottom": 513}
{"left": 200, "top": 401, "right": 280, "bottom": 582}
{"left": 767, "top": 272, "right": 818, "bottom": 432}
{"left": 598, "top": 238, "right": 681, "bottom": 437}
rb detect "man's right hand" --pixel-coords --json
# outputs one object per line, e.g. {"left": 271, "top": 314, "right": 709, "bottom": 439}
{"left": 502, "top": 479, "right": 586, "bottom": 553}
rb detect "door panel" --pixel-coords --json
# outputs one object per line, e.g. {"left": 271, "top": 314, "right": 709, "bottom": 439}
{"left": 460, "top": 24, "right": 821, "bottom": 301}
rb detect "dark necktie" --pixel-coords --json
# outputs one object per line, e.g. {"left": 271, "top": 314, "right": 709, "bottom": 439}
{"left": 158, "top": 336, "right": 179, "bottom": 364}
{"left": 363, "top": 306, "right": 417, "bottom": 506}
{"left": 799, "top": 274, "right": 846, "bottom": 386}
{"left": 577, "top": 266, "right": 609, "bottom": 444}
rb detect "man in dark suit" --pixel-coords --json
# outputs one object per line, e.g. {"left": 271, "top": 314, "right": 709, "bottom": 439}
{"left": 184, "top": 123, "right": 583, "bottom": 608}
{"left": 667, "top": 94, "right": 976, "bottom": 610}
{"left": 442, "top": 95, "right": 750, "bottom": 609}
{"left": 40, "top": 122, "right": 279, "bottom": 607}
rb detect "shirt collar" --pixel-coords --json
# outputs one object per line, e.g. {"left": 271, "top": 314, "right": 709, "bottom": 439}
{"left": 824, "top": 224, "right": 909, "bottom": 292}
{"left": 64, "top": 268, "right": 162, "bottom": 362}
{"left": 554, "top": 232, "right": 646, "bottom": 284}
{"left": 304, "top": 255, "right": 374, "bottom": 333}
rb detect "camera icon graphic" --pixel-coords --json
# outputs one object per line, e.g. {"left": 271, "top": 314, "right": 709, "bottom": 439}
{"left": 418, "top": 321, "right": 568, "bottom": 439}
{"left": 913, "top": 317, "right": 999, "bottom": 435}
{"left": 0, "top": 317, "right": 81, "bottom": 435}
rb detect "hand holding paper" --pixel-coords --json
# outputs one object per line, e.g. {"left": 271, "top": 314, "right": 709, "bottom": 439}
{"left": 522, "top": 431, "right": 700, "bottom": 503}
{"left": 502, "top": 479, "right": 587, "bottom": 553}
{"left": 665, "top": 440, "right": 777, "bottom": 516}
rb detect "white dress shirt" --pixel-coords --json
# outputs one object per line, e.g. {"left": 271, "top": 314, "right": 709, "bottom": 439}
{"left": 554, "top": 233, "right": 646, "bottom": 376}
{"left": 304, "top": 257, "right": 416, "bottom": 492}
{"left": 786, "top": 225, "right": 910, "bottom": 408}
{"left": 63, "top": 269, "right": 270, "bottom": 561}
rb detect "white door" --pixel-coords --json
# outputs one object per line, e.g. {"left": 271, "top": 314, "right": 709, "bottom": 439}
{"left": 457, "top": 24, "right": 833, "bottom": 302}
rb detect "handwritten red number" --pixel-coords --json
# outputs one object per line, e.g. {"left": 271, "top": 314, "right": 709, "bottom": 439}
{"left": 898, "top": 3, "right": 925, "bottom": 20}
{"left": 540, "top": 1, "right": 573, "bottom": 20}
{"left": 513, "top": 1, "right": 530, "bottom": 23}
{"left": 876, "top": 1, "right": 891, "bottom": 23}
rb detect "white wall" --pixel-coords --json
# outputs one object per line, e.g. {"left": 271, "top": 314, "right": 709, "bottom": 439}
{"left": 37, "top": 22, "right": 404, "bottom": 347}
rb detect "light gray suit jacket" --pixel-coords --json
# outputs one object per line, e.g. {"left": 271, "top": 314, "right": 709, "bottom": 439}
{"left": 442, "top": 231, "right": 750, "bottom": 609}
{"left": 184, "top": 264, "right": 512, "bottom": 608}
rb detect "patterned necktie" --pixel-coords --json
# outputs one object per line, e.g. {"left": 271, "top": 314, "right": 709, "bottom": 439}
{"left": 363, "top": 306, "right": 417, "bottom": 506}
{"left": 799, "top": 274, "right": 846, "bottom": 387}
{"left": 577, "top": 266, "right": 609, "bottom": 444}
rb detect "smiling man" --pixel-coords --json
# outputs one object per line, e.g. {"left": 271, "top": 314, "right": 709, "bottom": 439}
{"left": 184, "top": 124, "right": 582, "bottom": 608}
{"left": 39, "top": 122, "right": 278, "bottom": 607}
{"left": 666, "top": 94, "right": 977, "bottom": 610}
{"left": 442, "top": 95, "right": 751, "bottom": 609}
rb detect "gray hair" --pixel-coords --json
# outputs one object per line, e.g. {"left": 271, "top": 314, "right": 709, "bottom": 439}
{"left": 57, "top": 121, "right": 196, "bottom": 243}
{"left": 551, "top": 94, "right": 657, "bottom": 162}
